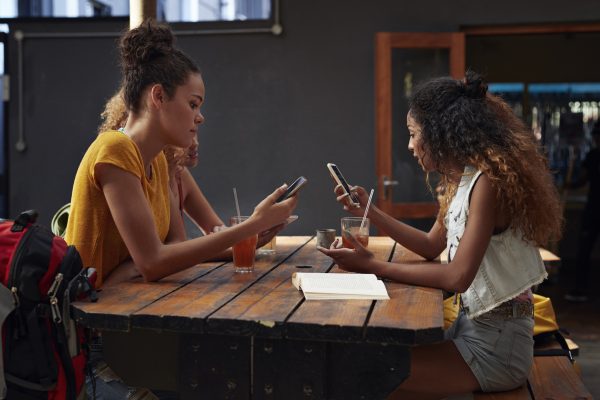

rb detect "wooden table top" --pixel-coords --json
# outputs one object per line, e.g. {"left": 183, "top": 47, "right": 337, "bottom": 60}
{"left": 72, "top": 236, "right": 444, "bottom": 346}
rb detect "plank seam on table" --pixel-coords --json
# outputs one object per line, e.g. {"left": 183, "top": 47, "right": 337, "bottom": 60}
{"left": 131, "top": 237, "right": 314, "bottom": 334}
{"left": 127, "top": 261, "right": 229, "bottom": 319}
{"left": 204, "top": 237, "right": 335, "bottom": 338}
{"left": 281, "top": 259, "right": 337, "bottom": 327}
{"left": 203, "top": 236, "right": 315, "bottom": 322}
{"left": 283, "top": 237, "right": 397, "bottom": 342}
{"left": 361, "top": 240, "right": 397, "bottom": 340}
{"left": 73, "top": 261, "right": 229, "bottom": 332}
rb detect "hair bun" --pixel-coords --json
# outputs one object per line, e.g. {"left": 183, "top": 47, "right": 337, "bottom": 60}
{"left": 120, "top": 19, "right": 174, "bottom": 70}
{"left": 463, "top": 70, "right": 488, "bottom": 99}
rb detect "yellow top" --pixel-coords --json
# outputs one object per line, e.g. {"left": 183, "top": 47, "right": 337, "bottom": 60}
{"left": 65, "top": 130, "right": 170, "bottom": 287}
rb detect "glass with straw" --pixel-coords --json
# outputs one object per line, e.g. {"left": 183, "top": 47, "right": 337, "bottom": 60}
{"left": 231, "top": 188, "right": 258, "bottom": 273}
{"left": 341, "top": 189, "right": 373, "bottom": 249}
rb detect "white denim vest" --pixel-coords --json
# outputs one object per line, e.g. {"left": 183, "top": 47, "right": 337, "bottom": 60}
{"left": 445, "top": 167, "right": 547, "bottom": 319}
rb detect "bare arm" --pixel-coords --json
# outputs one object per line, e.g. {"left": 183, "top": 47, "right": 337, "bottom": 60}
{"left": 180, "top": 168, "right": 225, "bottom": 234}
{"left": 97, "top": 163, "right": 296, "bottom": 282}
{"left": 367, "top": 205, "right": 447, "bottom": 260}
{"left": 165, "top": 182, "right": 187, "bottom": 243}
{"left": 322, "top": 175, "right": 497, "bottom": 292}
{"left": 336, "top": 185, "right": 446, "bottom": 260}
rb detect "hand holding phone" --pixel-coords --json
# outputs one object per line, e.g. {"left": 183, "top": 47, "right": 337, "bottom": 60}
{"left": 275, "top": 176, "right": 308, "bottom": 203}
{"left": 326, "top": 163, "right": 360, "bottom": 207}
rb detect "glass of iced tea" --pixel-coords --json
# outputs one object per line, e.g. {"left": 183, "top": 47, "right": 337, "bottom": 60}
{"left": 258, "top": 236, "right": 276, "bottom": 255}
{"left": 230, "top": 216, "right": 258, "bottom": 273}
{"left": 341, "top": 217, "right": 369, "bottom": 249}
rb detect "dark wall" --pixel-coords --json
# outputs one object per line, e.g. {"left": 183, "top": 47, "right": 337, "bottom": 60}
{"left": 6, "top": 0, "right": 600, "bottom": 236}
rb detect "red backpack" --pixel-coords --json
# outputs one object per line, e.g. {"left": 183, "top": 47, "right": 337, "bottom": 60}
{"left": 0, "top": 210, "right": 97, "bottom": 400}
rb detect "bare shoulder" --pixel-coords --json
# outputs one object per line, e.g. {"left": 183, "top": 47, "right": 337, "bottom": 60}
{"left": 470, "top": 173, "right": 509, "bottom": 230}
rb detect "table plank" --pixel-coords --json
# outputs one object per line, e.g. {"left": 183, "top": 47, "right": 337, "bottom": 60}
{"left": 71, "top": 262, "right": 223, "bottom": 331}
{"left": 130, "top": 237, "right": 312, "bottom": 333}
{"left": 285, "top": 237, "right": 396, "bottom": 342}
{"left": 207, "top": 237, "right": 335, "bottom": 337}
{"left": 367, "top": 244, "right": 444, "bottom": 345}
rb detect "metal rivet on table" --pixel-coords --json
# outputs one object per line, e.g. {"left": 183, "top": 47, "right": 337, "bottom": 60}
{"left": 264, "top": 384, "right": 274, "bottom": 395}
{"left": 304, "top": 345, "right": 313, "bottom": 354}
{"left": 303, "top": 384, "right": 313, "bottom": 396}
{"left": 264, "top": 345, "right": 273, "bottom": 354}
{"left": 227, "top": 380, "right": 237, "bottom": 391}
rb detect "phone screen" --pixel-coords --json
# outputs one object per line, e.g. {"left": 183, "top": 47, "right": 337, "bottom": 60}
{"left": 276, "top": 176, "right": 307, "bottom": 203}
{"left": 329, "top": 164, "right": 359, "bottom": 203}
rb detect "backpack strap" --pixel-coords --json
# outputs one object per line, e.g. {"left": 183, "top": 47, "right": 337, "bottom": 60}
{"left": 534, "top": 330, "right": 574, "bottom": 362}
{"left": 11, "top": 210, "right": 38, "bottom": 232}
{"left": 4, "top": 306, "right": 57, "bottom": 392}
{"left": 26, "top": 306, "right": 57, "bottom": 387}
{"left": 0, "top": 285, "right": 17, "bottom": 399}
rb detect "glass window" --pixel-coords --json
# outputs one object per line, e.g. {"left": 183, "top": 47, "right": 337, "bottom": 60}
{"left": 0, "top": 0, "right": 271, "bottom": 21}
{"left": 490, "top": 82, "right": 600, "bottom": 190}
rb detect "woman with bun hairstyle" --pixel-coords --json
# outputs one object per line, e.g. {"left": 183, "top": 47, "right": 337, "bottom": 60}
{"left": 66, "top": 19, "right": 295, "bottom": 288}
{"left": 66, "top": 19, "right": 296, "bottom": 398}
{"left": 320, "top": 71, "right": 562, "bottom": 398}
{"left": 98, "top": 89, "right": 232, "bottom": 245}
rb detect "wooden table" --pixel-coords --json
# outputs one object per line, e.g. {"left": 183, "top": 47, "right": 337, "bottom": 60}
{"left": 72, "top": 236, "right": 443, "bottom": 400}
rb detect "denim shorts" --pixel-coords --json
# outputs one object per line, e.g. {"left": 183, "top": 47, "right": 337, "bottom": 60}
{"left": 445, "top": 309, "right": 534, "bottom": 392}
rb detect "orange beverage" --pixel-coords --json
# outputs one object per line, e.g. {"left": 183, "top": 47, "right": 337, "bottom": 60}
{"left": 230, "top": 216, "right": 259, "bottom": 273}
{"left": 340, "top": 217, "right": 369, "bottom": 249}
{"left": 232, "top": 234, "right": 258, "bottom": 273}
{"left": 341, "top": 230, "right": 369, "bottom": 249}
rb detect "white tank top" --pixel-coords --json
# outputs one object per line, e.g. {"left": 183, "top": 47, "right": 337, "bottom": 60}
{"left": 445, "top": 167, "right": 547, "bottom": 318}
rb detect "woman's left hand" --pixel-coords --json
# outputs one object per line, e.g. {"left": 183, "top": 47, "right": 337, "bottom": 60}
{"left": 256, "top": 223, "right": 285, "bottom": 248}
{"left": 317, "top": 236, "right": 375, "bottom": 273}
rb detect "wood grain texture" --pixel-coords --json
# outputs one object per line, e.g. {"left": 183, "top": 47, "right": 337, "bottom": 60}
{"left": 473, "top": 385, "right": 531, "bottom": 400}
{"left": 71, "top": 262, "right": 223, "bottom": 331}
{"left": 207, "top": 237, "right": 332, "bottom": 337}
{"left": 528, "top": 356, "right": 593, "bottom": 399}
{"left": 366, "top": 244, "right": 444, "bottom": 345}
{"left": 286, "top": 237, "right": 395, "bottom": 342}
{"left": 131, "top": 237, "right": 312, "bottom": 333}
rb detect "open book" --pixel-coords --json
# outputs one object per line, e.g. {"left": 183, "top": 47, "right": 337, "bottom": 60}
{"left": 292, "top": 272, "right": 390, "bottom": 300}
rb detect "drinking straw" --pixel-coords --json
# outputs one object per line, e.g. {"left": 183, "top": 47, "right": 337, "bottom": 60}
{"left": 360, "top": 189, "right": 374, "bottom": 230}
{"left": 233, "top": 187, "right": 241, "bottom": 220}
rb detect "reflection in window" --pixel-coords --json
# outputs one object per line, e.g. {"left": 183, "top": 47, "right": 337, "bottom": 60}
{"left": 0, "top": 0, "right": 271, "bottom": 21}
{"left": 490, "top": 82, "right": 600, "bottom": 194}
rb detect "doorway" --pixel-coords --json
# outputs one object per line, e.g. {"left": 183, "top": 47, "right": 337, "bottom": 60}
{"left": 374, "top": 24, "right": 600, "bottom": 233}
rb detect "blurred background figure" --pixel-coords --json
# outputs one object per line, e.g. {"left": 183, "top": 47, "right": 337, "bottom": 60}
{"left": 565, "top": 122, "right": 600, "bottom": 302}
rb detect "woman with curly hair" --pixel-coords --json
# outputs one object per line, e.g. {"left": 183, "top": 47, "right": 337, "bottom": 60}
{"left": 319, "top": 71, "right": 562, "bottom": 398}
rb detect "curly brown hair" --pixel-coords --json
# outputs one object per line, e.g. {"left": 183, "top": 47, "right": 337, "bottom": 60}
{"left": 409, "top": 71, "right": 562, "bottom": 246}
{"left": 99, "top": 89, "right": 128, "bottom": 132}
{"left": 120, "top": 19, "right": 199, "bottom": 114}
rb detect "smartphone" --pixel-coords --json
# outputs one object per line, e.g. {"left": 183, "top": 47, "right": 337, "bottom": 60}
{"left": 326, "top": 163, "right": 360, "bottom": 207}
{"left": 276, "top": 176, "right": 308, "bottom": 203}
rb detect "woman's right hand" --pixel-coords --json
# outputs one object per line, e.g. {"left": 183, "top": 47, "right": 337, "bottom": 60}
{"left": 251, "top": 185, "right": 298, "bottom": 231}
{"left": 334, "top": 185, "right": 370, "bottom": 217}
